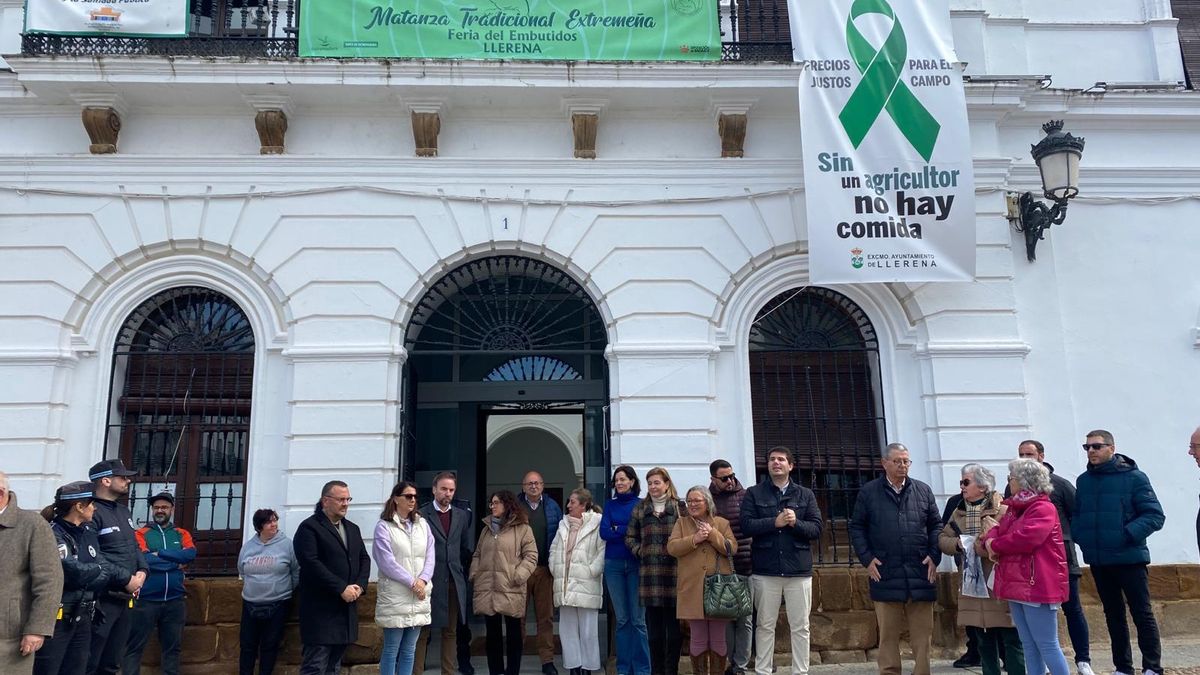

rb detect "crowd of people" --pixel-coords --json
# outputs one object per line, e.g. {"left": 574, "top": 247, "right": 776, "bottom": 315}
{"left": 0, "top": 426, "right": 1193, "bottom": 675}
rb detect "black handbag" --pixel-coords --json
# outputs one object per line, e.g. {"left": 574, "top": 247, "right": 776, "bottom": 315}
{"left": 702, "top": 540, "right": 752, "bottom": 619}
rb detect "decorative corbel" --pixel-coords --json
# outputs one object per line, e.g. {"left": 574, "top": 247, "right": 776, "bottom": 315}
{"left": 561, "top": 98, "right": 608, "bottom": 159}
{"left": 243, "top": 94, "right": 294, "bottom": 155}
{"left": 710, "top": 99, "right": 757, "bottom": 158}
{"left": 405, "top": 99, "right": 447, "bottom": 158}
{"left": 71, "top": 93, "right": 128, "bottom": 155}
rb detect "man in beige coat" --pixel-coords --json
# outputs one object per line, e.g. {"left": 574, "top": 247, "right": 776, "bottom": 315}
{"left": 0, "top": 471, "right": 65, "bottom": 675}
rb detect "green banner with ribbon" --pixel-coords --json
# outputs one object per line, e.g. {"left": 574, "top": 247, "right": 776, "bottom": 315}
{"left": 792, "top": 0, "right": 976, "bottom": 284}
{"left": 299, "top": 0, "right": 720, "bottom": 60}
{"left": 838, "top": 0, "right": 940, "bottom": 161}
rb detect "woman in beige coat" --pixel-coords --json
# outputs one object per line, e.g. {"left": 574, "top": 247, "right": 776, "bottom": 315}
{"left": 471, "top": 489, "right": 538, "bottom": 675}
{"left": 939, "top": 464, "right": 1025, "bottom": 675}
{"left": 667, "top": 486, "right": 737, "bottom": 675}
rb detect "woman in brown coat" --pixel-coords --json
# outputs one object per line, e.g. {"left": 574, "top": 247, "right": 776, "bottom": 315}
{"left": 471, "top": 490, "right": 538, "bottom": 675}
{"left": 668, "top": 486, "right": 737, "bottom": 675}
{"left": 939, "top": 464, "right": 1025, "bottom": 675}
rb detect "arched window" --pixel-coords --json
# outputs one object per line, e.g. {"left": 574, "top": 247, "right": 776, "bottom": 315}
{"left": 749, "top": 286, "right": 885, "bottom": 565}
{"left": 103, "top": 286, "right": 254, "bottom": 575}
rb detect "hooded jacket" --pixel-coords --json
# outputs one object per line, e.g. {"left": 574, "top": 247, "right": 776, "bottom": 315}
{"left": 136, "top": 520, "right": 197, "bottom": 601}
{"left": 238, "top": 533, "right": 299, "bottom": 603}
{"left": 709, "top": 478, "right": 753, "bottom": 575}
{"left": 982, "top": 492, "right": 1068, "bottom": 605}
{"left": 548, "top": 510, "right": 605, "bottom": 609}
{"left": 470, "top": 517, "right": 538, "bottom": 618}
{"left": 1072, "top": 453, "right": 1165, "bottom": 566}
{"left": 1003, "top": 461, "right": 1082, "bottom": 576}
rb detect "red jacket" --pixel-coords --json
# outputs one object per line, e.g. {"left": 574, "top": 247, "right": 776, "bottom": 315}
{"left": 980, "top": 492, "right": 1068, "bottom": 605}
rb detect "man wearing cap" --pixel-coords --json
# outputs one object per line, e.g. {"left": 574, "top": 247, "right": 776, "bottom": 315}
{"left": 86, "top": 459, "right": 149, "bottom": 675}
{"left": 122, "top": 491, "right": 196, "bottom": 675}
{"left": 0, "top": 470, "right": 64, "bottom": 675}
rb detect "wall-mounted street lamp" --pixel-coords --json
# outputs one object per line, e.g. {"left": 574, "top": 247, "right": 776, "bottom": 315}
{"left": 1007, "top": 120, "right": 1086, "bottom": 261}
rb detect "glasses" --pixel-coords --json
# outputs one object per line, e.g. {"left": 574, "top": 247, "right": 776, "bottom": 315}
{"left": 959, "top": 478, "right": 972, "bottom": 487}
{"left": 1082, "top": 443, "right": 1112, "bottom": 451}
{"left": 324, "top": 496, "right": 353, "bottom": 504}
{"left": 490, "top": 499, "right": 503, "bottom": 506}
{"left": 890, "top": 459, "right": 912, "bottom": 466}
{"left": 1190, "top": 444, "right": 1200, "bottom": 451}
{"left": 713, "top": 474, "right": 736, "bottom": 482}
{"left": 399, "top": 494, "right": 417, "bottom": 500}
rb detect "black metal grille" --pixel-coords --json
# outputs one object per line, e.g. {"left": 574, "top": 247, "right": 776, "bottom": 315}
{"left": 749, "top": 287, "right": 886, "bottom": 566}
{"left": 105, "top": 286, "right": 254, "bottom": 575}
{"left": 406, "top": 256, "right": 606, "bottom": 355}
{"left": 22, "top": 0, "right": 792, "bottom": 59}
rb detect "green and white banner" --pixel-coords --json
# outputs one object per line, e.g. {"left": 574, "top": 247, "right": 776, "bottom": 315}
{"left": 791, "top": 0, "right": 975, "bottom": 283}
{"left": 24, "top": 0, "right": 187, "bottom": 36}
{"left": 300, "top": 0, "right": 720, "bottom": 60}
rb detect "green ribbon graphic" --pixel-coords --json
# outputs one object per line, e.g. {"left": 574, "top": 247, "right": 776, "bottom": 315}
{"left": 838, "top": 0, "right": 941, "bottom": 161}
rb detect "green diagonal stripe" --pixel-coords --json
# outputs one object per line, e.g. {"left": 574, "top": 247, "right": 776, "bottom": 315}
{"left": 838, "top": 0, "right": 941, "bottom": 161}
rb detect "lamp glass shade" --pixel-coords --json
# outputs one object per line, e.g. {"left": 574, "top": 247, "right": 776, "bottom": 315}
{"left": 1037, "top": 148, "right": 1081, "bottom": 201}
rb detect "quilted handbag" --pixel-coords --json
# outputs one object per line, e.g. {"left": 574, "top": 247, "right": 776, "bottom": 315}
{"left": 703, "top": 540, "right": 753, "bottom": 619}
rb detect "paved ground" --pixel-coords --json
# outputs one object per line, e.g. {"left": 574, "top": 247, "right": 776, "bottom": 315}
{"left": 432, "top": 638, "right": 1200, "bottom": 675}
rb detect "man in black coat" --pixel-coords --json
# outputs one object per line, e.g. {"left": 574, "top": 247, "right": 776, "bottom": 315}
{"left": 293, "top": 480, "right": 371, "bottom": 675}
{"left": 740, "top": 446, "right": 823, "bottom": 675}
{"left": 85, "top": 458, "right": 148, "bottom": 675}
{"left": 414, "top": 471, "right": 476, "bottom": 675}
{"left": 849, "top": 443, "right": 941, "bottom": 675}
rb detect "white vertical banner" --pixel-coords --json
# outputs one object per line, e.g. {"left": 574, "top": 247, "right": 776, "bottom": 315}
{"left": 790, "top": 0, "right": 975, "bottom": 283}
{"left": 25, "top": 0, "right": 187, "bottom": 37}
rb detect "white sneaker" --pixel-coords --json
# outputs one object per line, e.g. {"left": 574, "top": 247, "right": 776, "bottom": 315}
{"left": 1076, "top": 663, "right": 1095, "bottom": 675}
{"left": 1111, "top": 671, "right": 1132, "bottom": 675}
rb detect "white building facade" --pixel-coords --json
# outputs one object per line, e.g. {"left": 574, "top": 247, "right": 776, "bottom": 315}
{"left": 1, "top": 0, "right": 1199, "bottom": 572}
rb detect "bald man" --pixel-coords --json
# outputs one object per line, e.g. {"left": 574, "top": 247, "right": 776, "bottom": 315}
{"left": 518, "top": 471, "right": 563, "bottom": 675}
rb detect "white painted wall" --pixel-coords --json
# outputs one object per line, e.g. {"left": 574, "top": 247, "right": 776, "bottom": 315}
{"left": 0, "top": 0, "right": 1198, "bottom": 564}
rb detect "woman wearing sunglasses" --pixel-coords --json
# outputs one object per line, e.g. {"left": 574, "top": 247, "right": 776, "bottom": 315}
{"left": 938, "top": 465, "right": 1024, "bottom": 675}
{"left": 373, "top": 482, "right": 435, "bottom": 675}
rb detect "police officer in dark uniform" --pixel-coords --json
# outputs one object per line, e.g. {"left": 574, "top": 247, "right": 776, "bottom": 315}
{"left": 85, "top": 459, "right": 148, "bottom": 675}
{"left": 35, "top": 482, "right": 118, "bottom": 675}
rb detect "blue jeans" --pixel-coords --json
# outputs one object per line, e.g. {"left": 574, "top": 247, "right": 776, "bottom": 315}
{"left": 1063, "top": 574, "right": 1090, "bottom": 664}
{"left": 381, "top": 626, "right": 423, "bottom": 675}
{"left": 606, "top": 558, "right": 651, "bottom": 675}
{"left": 1009, "top": 602, "right": 1069, "bottom": 675}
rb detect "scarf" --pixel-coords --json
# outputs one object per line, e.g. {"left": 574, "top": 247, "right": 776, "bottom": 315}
{"left": 489, "top": 516, "right": 502, "bottom": 534}
{"left": 651, "top": 494, "right": 668, "bottom": 515}
{"left": 563, "top": 514, "right": 583, "bottom": 580}
{"left": 963, "top": 495, "right": 987, "bottom": 536}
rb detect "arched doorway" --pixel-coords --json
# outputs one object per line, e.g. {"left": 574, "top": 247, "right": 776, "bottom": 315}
{"left": 748, "top": 286, "right": 885, "bottom": 565}
{"left": 103, "top": 286, "right": 255, "bottom": 574}
{"left": 401, "top": 255, "right": 609, "bottom": 521}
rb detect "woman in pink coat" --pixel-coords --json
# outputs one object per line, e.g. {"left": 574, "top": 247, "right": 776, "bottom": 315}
{"left": 980, "top": 458, "right": 1070, "bottom": 675}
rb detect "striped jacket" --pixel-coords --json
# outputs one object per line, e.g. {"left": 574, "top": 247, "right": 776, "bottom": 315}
{"left": 624, "top": 497, "right": 684, "bottom": 607}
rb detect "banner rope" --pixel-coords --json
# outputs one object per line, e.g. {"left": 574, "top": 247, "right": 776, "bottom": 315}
{"left": 0, "top": 183, "right": 1198, "bottom": 206}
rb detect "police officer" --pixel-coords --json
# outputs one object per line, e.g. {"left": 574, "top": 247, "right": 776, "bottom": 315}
{"left": 85, "top": 459, "right": 148, "bottom": 675}
{"left": 35, "top": 481, "right": 118, "bottom": 675}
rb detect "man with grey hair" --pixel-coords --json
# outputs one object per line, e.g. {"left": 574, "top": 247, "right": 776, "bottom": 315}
{"left": 1073, "top": 429, "right": 1164, "bottom": 675}
{"left": 0, "top": 471, "right": 64, "bottom": 675}
{"left": 850, "top": 443, "right": 942, "bottom": 675}
{"left": 1012, "top": 439, "right": 1091, "bottom": 675}
{"left": 740, "top": 446, "right": 823, "bottom": 675}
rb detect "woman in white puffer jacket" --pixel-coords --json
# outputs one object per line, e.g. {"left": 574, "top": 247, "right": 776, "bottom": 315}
{"left": 373, "top": 481, "right": 434, "bottom": 675}
{"left": 549, "top": 488, "right": 606, "bottom": 675}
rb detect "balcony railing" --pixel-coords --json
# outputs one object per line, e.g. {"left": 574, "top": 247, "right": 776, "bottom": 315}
{"left": 21, "top": 0, "right": 792, "bottom": 60}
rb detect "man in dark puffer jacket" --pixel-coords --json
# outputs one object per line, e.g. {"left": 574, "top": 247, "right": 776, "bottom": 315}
{"left": 849, "top": 443, "right": 941, "bottom": 675}
{"left": 1073, "top": 429, "right": 1165, "bottom": 675}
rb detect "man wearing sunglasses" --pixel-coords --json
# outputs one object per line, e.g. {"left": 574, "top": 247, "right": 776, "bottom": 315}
{"left": 708, "top": 459, "right": 753, "bottom": 675}
{"left": 1072, "top": 430, "right": 1164, "bottom": 675}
